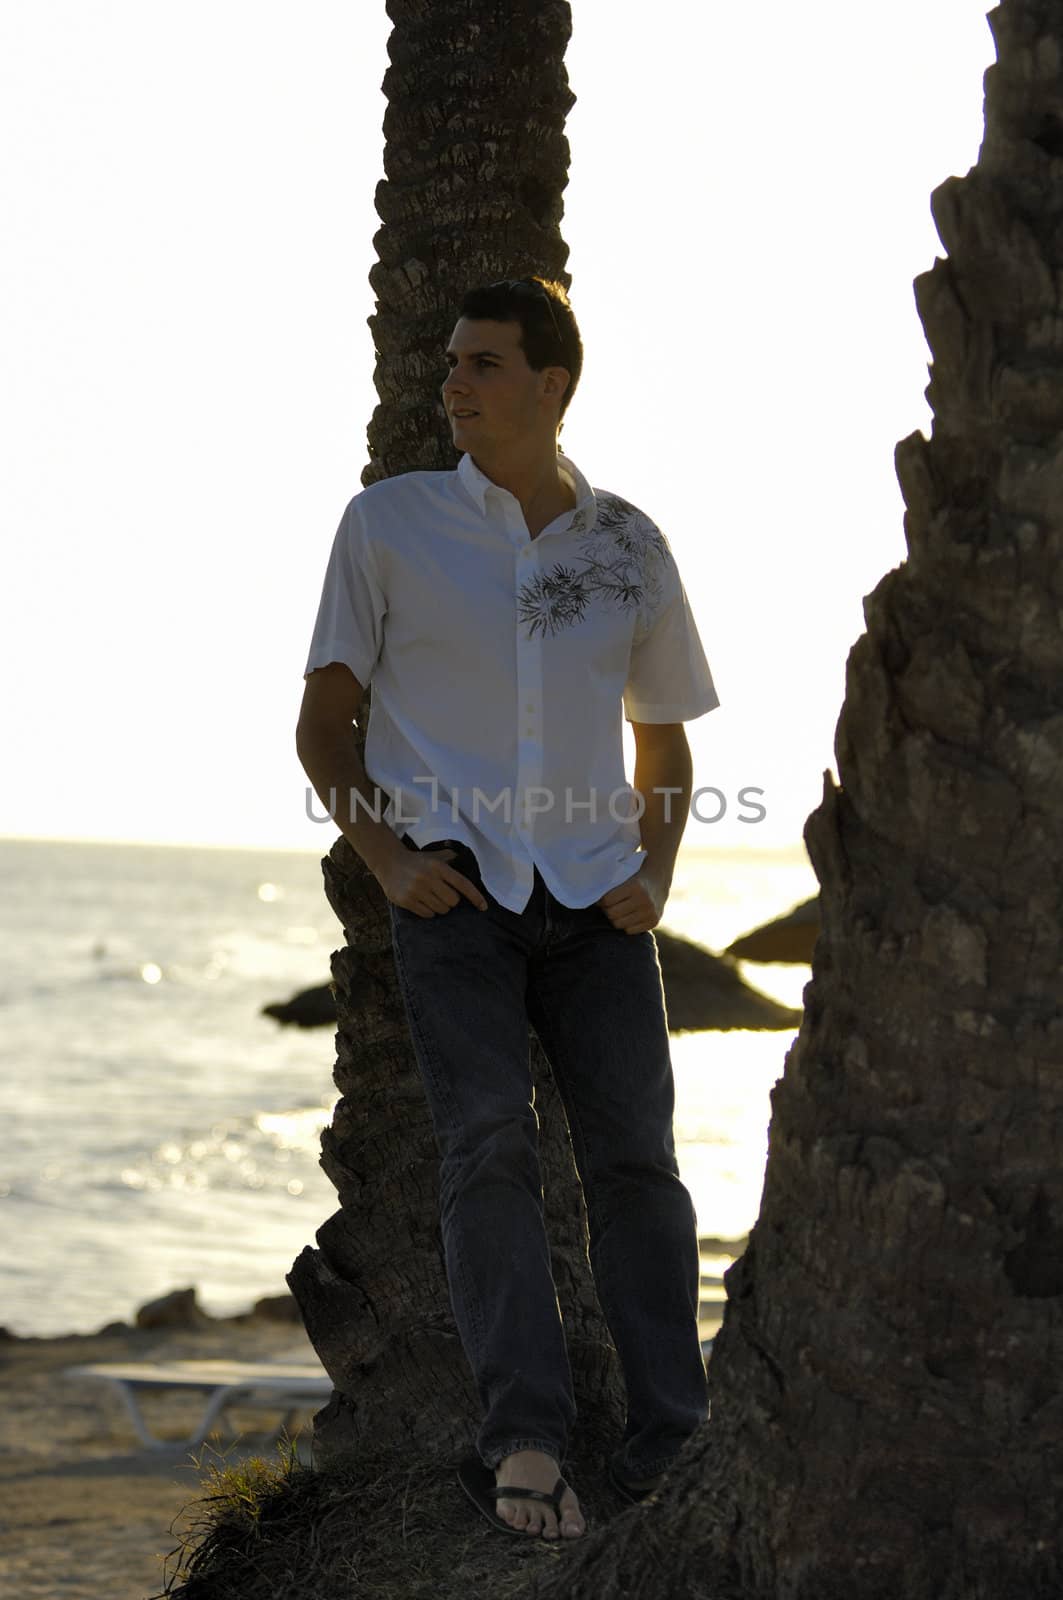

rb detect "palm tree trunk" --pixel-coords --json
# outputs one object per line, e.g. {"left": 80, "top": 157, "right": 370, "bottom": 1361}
{"left": 287, "top": 0, "right": 629, "bottom": 1469}
{"left": 528, "top": 3, "right": 1063, "bottom": 1596}
{"left": 363, "top": 0, "right": 575, "bottom": 483}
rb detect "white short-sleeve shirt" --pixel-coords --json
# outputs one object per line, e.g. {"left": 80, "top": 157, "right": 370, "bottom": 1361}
{"left": 303, "top": 449, "right": 719, "bottom": 912}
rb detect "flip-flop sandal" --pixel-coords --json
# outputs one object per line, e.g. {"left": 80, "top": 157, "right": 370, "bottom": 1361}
{"left": 457, "top": 1454, "right": 573, "bottom": 1538}
{"left": 607, "top": 1457, "right": 662, "bottom": 1504}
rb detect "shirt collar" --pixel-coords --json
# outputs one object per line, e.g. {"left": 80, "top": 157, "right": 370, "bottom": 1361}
{"left": 457, "top": 449, "right": 597, "bottom": 533}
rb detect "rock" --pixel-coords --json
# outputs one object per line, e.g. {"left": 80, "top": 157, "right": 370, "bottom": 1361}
{"left": 725, "top": 896, "right": 821, "bottom": 964}
{"left": 252, "top": 1292, "right": 303, "bottom": 1323}
{"left": 653, "top": 928, "right": 802, "bottom": 1032}
{"left": 134, "top": 1287, "right": 211, "bottom": 1330}
{"left": 262, "top": 983, "right": 337, "bottom": 1028}
{"left": 698, "top": 1233, "right": 749, "bottom": 1258}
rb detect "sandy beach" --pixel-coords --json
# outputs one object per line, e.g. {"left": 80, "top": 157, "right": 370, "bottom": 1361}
{"left": 0, "top": 1282, "right": 726, "bottom": 1600}
{"left": 0, "top": 1312, "right": 321, "bottom": 1600}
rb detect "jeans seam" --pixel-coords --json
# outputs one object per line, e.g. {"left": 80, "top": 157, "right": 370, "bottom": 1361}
{"left": 523, "top": 1001, "right": 600, "bottom": 1228}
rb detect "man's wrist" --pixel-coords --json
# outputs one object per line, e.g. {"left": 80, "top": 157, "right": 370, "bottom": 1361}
{"left": 639, "top": 851, "right": 675, "bottom": 891}
{"left": 352, "top": 821, "right": 406, "bottom": 878}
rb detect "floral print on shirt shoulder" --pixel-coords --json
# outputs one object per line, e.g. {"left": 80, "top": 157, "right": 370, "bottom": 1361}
{"left": 516, "top": 492, "right": 671, "bottom": 641}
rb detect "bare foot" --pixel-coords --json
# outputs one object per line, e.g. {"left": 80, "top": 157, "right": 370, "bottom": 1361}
{"left": 494, "top": 1449, "right": 586, "bottom": 1539}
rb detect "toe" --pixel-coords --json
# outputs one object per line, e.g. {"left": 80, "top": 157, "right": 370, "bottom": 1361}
{"left": 501, "top": 1498, "right": 537, "bottom": 1535}
{"left": 559, "top": 1491, "right": 585, "bottom": 1538}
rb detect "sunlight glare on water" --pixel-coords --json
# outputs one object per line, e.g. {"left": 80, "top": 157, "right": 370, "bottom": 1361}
{"left": 0, "top": 837, "right": 815, "bottom": 1334}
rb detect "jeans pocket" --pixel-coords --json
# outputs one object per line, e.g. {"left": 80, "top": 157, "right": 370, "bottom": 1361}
{"left": 435, "top": 840, "right": 483, "bottom": 881}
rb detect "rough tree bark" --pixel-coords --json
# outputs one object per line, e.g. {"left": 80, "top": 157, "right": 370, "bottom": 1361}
{"left": 525, "top": 3, "right": 1063, "bottom": 1597}
{"left": 287, "top": 0, "right": 630, "bottom": 1471}
{"left": 364, "top": 0, "right": 577, "bottom": 483}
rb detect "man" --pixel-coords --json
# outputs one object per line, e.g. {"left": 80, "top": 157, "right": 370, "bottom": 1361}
{"left": 296, "top": 277, "right": 719, "bottom": 1542}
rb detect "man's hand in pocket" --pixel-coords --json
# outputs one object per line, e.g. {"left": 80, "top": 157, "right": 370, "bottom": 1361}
{"left": 377, "top": 848, "right": 488, "bottom": 918}
{"left": 596, "top": 859, "right": 669, "bottom": 934}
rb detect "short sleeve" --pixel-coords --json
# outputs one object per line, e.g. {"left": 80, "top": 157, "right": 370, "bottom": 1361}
{"left": 302, "top": 498, "right": 387, "bottom": 686}
{"left": 623, "top": 534, "right": 720, "bottom": 723}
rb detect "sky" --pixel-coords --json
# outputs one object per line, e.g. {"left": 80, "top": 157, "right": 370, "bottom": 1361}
{"left": 2, "top": 1, "right": 994, "bottom": 852}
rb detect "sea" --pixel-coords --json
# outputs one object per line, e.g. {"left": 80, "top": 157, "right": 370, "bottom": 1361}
{"left": 0, "top": 836, "right": 817, "bottom": 1338}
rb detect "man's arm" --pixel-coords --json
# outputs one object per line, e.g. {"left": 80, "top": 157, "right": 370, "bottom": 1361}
{"left": 631, "top": 721, "right": 693, "bottom": 890}
{"left": 595, "top": 723, "right": 692, "bottom": 933}
{"left": 295, "top": 663, "right": 407, "bottom": 878}
{"left": 297, "top": 663, "right": 487, "bottom": 916}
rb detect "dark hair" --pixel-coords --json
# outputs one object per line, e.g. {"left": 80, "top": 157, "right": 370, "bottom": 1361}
{"left": 457, "top": 276, "right": 583, "bottom": 424}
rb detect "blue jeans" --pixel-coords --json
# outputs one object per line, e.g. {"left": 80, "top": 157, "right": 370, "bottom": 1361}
{"left": 387, "top": 835, "right": 708, "bottom": 1478}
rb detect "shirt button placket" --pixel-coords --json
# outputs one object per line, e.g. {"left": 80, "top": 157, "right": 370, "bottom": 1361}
{"left": 515, "top": 534, "right": 539, "bottom": 838}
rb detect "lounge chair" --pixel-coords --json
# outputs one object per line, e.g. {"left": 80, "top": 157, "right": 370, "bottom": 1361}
{"left": 63, "top": 1357, "right": 332, "bottom": 1450}
{"left": 68, "top": 1334, "right": 715, "bottom": 1453}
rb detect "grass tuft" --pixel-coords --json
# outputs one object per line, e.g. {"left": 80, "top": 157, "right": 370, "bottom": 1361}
{"left": 150, "top": 1432, "right": 608, "bottom": 1600}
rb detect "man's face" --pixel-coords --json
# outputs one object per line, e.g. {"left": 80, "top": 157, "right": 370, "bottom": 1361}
{"left": 442, "top": 317, "right": 566, "bottom": 453}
